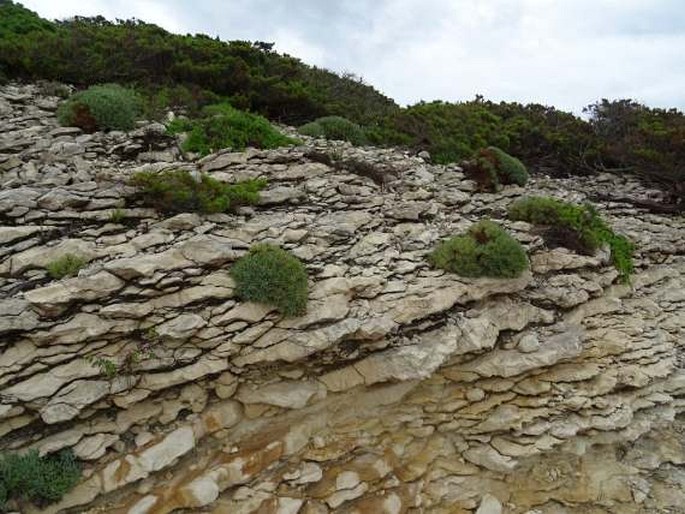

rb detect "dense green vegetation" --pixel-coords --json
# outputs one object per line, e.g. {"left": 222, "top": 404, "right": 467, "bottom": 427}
{"left": 230, "top": 244, "right": 308, "bottom": 316}
{"left": 508, "top": 196, "right": 634, "bottom": 280}
{"left": 0, "top": 449, "right": 80, "bottom": 510}
{"left": 57, "top": 84, "right": 142, "bottom": 131}
{"left": 1, "top": 1, "right": 684, "bottom": 205}
{"left": 0, "top": 1, "right": 396, "bottom": 124}
{"left": 168, "top": 103, "right": 297, "bottom": 155}
{"left": 46, "top": 254, "right": 87, "bottom": 279}
{"left": 429, "top": 220, "right": 528, "bottom": 278}
{"left": 130, "top": 170, "right": 266, "bottom": 213}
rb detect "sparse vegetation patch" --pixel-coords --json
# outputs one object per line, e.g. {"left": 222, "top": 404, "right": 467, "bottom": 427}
{"left": 130, "top": 169, "right": 266, "bottom": 214}
{"left": 508, "top": 196, "right": 634, "bottom": 280}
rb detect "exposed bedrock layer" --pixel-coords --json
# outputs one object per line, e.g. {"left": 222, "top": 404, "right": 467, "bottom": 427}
{"left": 0, "top": 83, "right": 683, "bottom": 513}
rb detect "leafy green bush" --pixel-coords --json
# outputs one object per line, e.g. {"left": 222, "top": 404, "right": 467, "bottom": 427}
{"left": 230, "top": 244, "right": 308, "bottom": 316}
{"left": 429, "top": 220, "right": 528, "bottom": 278}
{"left": 130, "top": 169, "right": 266, "bottom": 213}
{"left": 46, "top": 254, "right": 87, "bottom": 279}
{"left": 464, "top": 146, "right": 529, "bottom": 192}
{"left": 0, "top": 449, "right": 80, "bottom": 510}
{"left": 171, "top": 103, "right": 297, "bottom": 156}
{"left": 57, "top": 84, "right": 142, "bottom": 132}
{"left": 508, "top": 196, "right": 634, "bottom": 280}
{"left": 299, "top": 116, "right": 367, "bottom": 145}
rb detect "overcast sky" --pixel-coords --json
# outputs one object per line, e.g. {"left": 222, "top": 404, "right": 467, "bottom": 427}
{"left": 21, "top": 0, "right": 685, "bottom": 112}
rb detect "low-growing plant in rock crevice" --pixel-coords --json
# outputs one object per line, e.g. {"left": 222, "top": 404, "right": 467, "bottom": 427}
{"left": 0, "top": 449, "right": 80, "bottom": 510}
{"left": 508, "top": 196, "right": 634, "bottom": 280}
{"left": 130, "top": 169, "right": 266, "bottom": 214}
{"left": 230, "top": 244, "right": 308, "bottom": 317}
{"left": 46, "top": 253, "right": 87, "bottom": 279}
{"left": 429, "top": 220, "right": 529, "bottom": 278}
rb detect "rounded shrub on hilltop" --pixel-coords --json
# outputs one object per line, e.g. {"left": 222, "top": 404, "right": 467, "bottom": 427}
{"left": 463, "top": 146, "right": 529, "bottom": 192}
{"left": 130, "top": 169, "right": 266, "bottom": 214}
{"left": 57, "top": 84, "right": 142, "bottom": 132}
{"left": 168, "top": 103, "right": 298, "bottom": 156}
{"left": 508, "top": 196, "right": 634, "bottom": 280}
{"left": 429, "top": 220, "right": 528, "bottom": 278}
{"left": 298, "top": 116, "right": 367, "bottom": 145}
{"left": 230, "top": 244, "right": 308, "bottom": 317}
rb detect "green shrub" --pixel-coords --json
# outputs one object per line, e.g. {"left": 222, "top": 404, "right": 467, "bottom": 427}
{"left": 298, "top": 121, "right": 325, "bottom": 138}
{"left": 174, "top": 103, "right": 297, "bottom": 156}
{"left": 299, "top": 116, "right": 367, "bottom": 145}
{"left": 130, "top": 169, "right": 266, "bottom": 213}
{"left": 0, "top": 449, "right": 80, "bottom": 510}
{"left": 57, "top": 84, "right": 142, "bottom": 132}
{"left": 508, "top": 196, "right": 634, "bottom": 280}
{"left": 46, "top": 254, "right": 86, "bottom": 279}
{"left": 429, "top": 220, "right": 528, "bottom": 278}
{"left": 230, "top": 244, "right": 308, "bottom": 316}
{"left": 464, "top": 146, "right": 529, "bottom": 191}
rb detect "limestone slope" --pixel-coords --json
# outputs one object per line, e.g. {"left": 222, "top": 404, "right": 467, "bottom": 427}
{"left": 0, "top": 83, "right": 684, "bottom": 514}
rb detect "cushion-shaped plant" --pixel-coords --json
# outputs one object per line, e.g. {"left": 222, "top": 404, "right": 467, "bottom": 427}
{"left": 429, "top": 220, "right": 528, "bottom": 278}
{"left": 57, "top": 84, "right": 142, "bottom": 132}
{"left": 230, "top": 244, "right": 308, "bottom": 316}
{"left": 130, "top": 170, "right": 266, "bottom": 214}
{"left": 298, "top": 116, "right": 367, "bottom": 145}
{"left": 0, "top": 449, "right": 80, "bottom": 509}
{"left": 464, "top": 146, "right": 529, "bottom": 191}
{"left": 298, "top": 121, "right": 325, "bottom": 138}
{"left": 508, "top": 196, "right": 634, "bottom": 280}
{"left": 168, "top": 103, "right": 298, "bottom": 156}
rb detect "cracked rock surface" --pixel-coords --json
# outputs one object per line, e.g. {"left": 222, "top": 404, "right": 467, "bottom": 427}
{"left": 0, "top": 83, "right": 684, "bottom": 514}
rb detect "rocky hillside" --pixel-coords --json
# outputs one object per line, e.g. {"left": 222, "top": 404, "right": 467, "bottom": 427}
{"left": 1, "top": 83, "right": 684, "bottom": 514}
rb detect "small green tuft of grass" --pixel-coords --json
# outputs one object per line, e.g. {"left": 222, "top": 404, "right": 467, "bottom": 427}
{"left": 429, "top": 220, "right": 529, "bottom": 278}
{"left": 0, "top": 449, "right": 81, "bottom": 510}
{"left": 508, "top": 196, "right": 634, "bottom": 281}
{"left": 130, "top": 169, "right": 266, "bottom": 214}
{"left": 230, "top": 244, "right": 308, "bottom": 317}
{"left": 46, "top": 254, "right": 87, "bottom": 280}
{"left": 109, "top": 207, "right": 125, "bottom": 224}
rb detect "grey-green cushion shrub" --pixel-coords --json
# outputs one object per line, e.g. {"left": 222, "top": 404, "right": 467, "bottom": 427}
{"left": 0, "top": 449, "right": 80, "bottom": 509}
{"left": 130, "top": 169, "right": 266, "bottom": 214}
{"left": 463, "top": 146, "right": 529, "bottom": 191}
{"left": 508, "top": 196, "right": 634, "bottom": 280}
{"left": 298, "top": 121, "right": 325, "bottom": 138}
{"left": 429, "top": 220, "right": 528, "bottom": 278}
{"left": 57, "top": 84, "right": 142, "bottom": 132}
{"left": 299, "top": 116, "right": 367, "bottom": 145}
{"left": 230, "top": 244, "right": 308, "bottom": 317}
